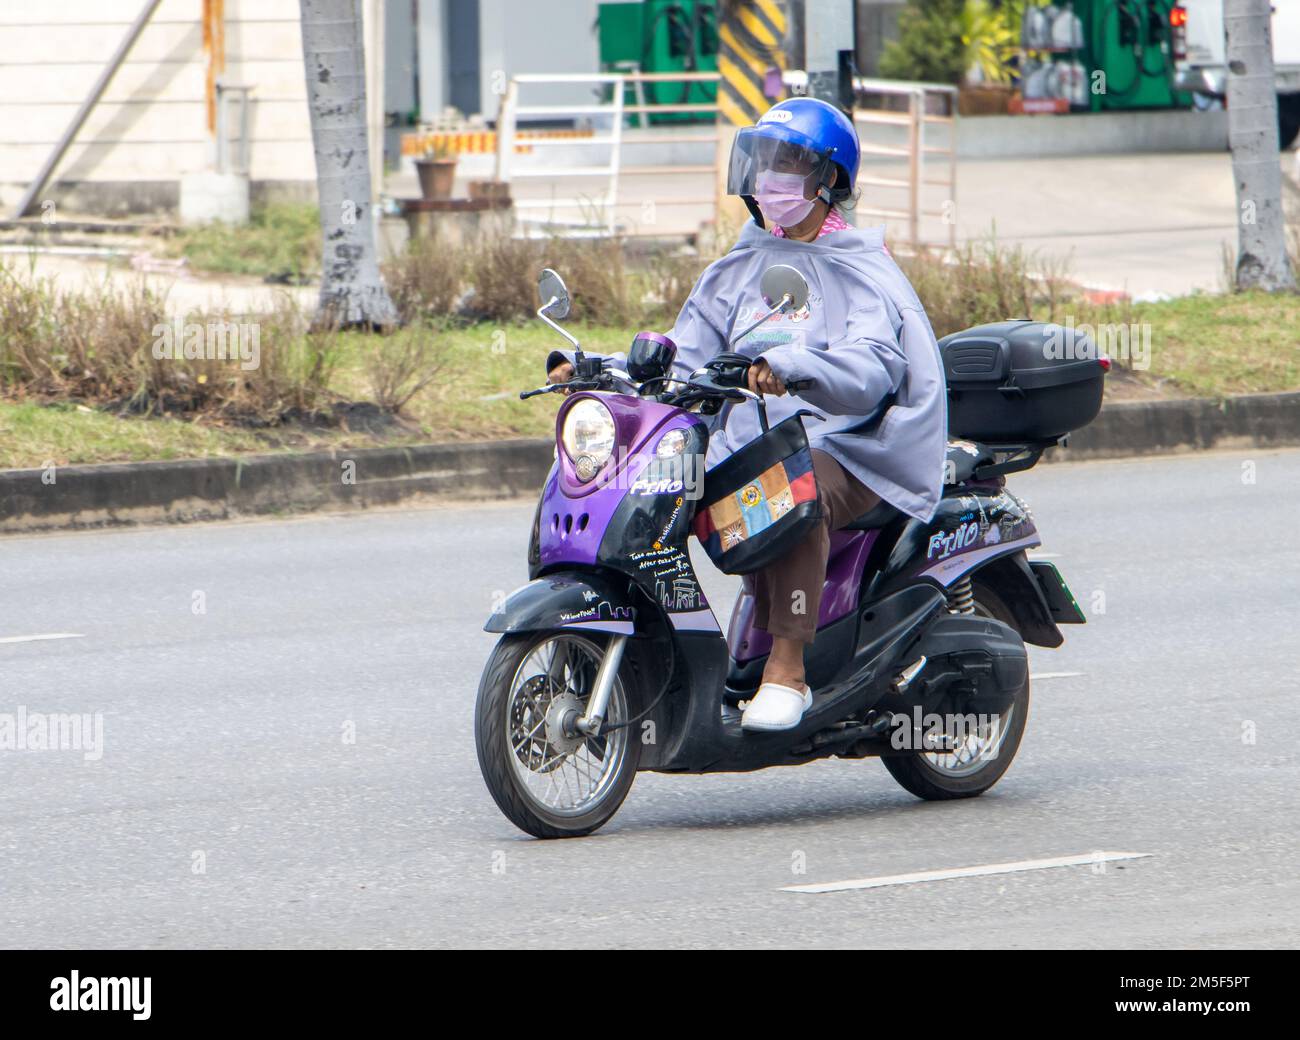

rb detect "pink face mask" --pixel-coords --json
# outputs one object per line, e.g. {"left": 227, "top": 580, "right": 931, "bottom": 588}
{"left": 754, "top": 170, "right": 815, "bottom": 228}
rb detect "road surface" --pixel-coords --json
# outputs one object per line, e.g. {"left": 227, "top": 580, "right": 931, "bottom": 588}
{"left": 1, "top": 448, "right": 1296, "bottom": 948}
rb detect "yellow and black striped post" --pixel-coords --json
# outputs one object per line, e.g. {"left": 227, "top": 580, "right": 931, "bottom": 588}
{"left": 717, "top": 0, "right": 788, "bottom": 127}
{"left": 715, "top": 1, "right": 789, "bottom": 229}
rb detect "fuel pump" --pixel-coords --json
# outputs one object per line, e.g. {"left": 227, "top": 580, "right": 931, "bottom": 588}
{"left": 1078, "top": 0, "right": 1191, "bottom": 110}
{"left": 596, "top": 1, "right": 720, "bottom": 123}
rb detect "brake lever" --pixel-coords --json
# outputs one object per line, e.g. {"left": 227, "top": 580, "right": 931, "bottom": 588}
{"left": 519, "top": 380, "right": 600, "bottom": 400}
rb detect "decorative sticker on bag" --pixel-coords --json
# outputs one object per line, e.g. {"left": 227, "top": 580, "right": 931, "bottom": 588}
{"left": 693, "top": 448, "right": 816, "bottom": 559}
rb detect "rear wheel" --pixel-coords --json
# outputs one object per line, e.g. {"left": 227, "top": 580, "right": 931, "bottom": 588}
{"left": 475, "top": 631, "right": 641, "bottom": 839}
{"left": 970, "top": 579, "right": 1017, "bottom": 630}
{"left": 882, "top": 582, "right": 1030, "bottom": 800}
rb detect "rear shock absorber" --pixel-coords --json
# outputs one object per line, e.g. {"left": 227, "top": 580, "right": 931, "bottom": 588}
{"left": 947, "top": 576, "right": 975, "bottom": 614}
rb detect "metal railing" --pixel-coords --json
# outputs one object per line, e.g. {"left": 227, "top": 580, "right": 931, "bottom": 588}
{"left": 494, "top": 71, "right": 722, "bottom": 237}
{"left": 851, "top": 77, "right": 959, "bottom": 250}
{"left": 492, "top": 71, "right": 957, "bottom": 247}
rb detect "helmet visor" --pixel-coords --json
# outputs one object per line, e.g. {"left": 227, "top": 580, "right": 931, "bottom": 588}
{"left": 726, "top": 125, "right": 834, "bottom": 198}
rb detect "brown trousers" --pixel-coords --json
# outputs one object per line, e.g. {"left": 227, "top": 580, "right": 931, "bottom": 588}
{"left": 746, "top": 449, "right": 881, "bottom": 645}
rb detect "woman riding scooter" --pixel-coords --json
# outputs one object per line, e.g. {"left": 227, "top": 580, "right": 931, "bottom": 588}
{"left": 547, "top": 96, "right": 947, "bottom": 733}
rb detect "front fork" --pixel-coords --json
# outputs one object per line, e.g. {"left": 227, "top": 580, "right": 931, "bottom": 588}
{"left": 575, "top": 634, "right": 629, "bottom": 736}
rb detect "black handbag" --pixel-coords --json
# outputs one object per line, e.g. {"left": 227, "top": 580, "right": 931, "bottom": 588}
{"left": 692, "top": 413, "right": 823, "bottom": 575}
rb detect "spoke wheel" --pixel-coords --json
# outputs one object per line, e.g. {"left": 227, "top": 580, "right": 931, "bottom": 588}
{"left": 882, "top": 581, "right": 1029, "bottom": 800}
{"left": 476, "top": 632, "right": 640, "bottom": 838}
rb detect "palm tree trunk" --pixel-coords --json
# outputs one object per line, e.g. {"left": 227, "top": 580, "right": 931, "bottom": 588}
{"left": 1224, "top": 0, "right": 1295, "bottom": 291}
{"left": 299, "top": 0, "right": 399, "bottom": 326}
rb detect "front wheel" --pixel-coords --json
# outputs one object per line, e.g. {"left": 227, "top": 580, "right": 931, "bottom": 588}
{"left": 475, "top": 631, "right": 640, "bottom": 839}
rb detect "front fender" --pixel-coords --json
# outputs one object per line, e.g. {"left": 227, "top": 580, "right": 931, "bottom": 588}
{"left": 484, "top": 570, "right": 643, "bottom": 636}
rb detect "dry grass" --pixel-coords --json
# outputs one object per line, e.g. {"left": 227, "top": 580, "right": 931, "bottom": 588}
{"left": 382, "top": 228, "right": 708, "bottom": 329}
{"left": 895, "top": 238, "right": 1074, "bottom": 338}
{"left": 365, "top": 322, "right": 446, "bottom": 413}
{"left": 4, "top": 226, "right": 1292, "bottom": 470}
{"left": 0, "top": 264, "right": 390, "bottom": 425}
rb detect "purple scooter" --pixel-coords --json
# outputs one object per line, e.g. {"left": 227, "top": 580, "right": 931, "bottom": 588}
{"left": 476, "top": 267, "right": 1092, "bottom": 839}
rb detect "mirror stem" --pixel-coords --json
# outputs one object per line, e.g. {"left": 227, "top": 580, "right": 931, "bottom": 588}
{"left": 728, "top": 293, "right": 792, "bottom": 349}
{"left": 537, "top": 298, "right": 583, "bottom": 360}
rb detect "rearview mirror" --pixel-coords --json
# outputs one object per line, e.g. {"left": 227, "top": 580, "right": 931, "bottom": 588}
{"left": 760, "top": 265, "right": 809, "bottom": 312}
{"left": 537, "top": 268, "right": 571, "bottom": 320}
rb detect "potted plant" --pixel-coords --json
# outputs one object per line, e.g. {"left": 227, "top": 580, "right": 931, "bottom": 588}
{"left": 880, "top": 0, "right": 1017, "bottom": 113}
{"left": 957, "top": 0, "right": 1017, "bottom": 114}
{"left": 415, "top": 137, "right": 458, "bottom": 200}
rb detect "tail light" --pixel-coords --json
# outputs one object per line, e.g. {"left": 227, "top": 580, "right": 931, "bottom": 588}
{"left": 1170, "top": 5, "right": 1188, "bottom": 62}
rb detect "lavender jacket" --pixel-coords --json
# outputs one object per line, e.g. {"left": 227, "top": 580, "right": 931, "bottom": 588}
{"left": 553, "top": 222, "right": 948, "bottom": 521}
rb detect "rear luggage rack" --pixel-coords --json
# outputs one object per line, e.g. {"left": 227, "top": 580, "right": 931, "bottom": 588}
{"left": 972, "top": 437, "right": 1064, "bottom": 481}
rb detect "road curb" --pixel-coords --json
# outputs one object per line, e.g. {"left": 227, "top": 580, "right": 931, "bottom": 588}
{"left": 2, "top": 392, "right": 1297, "bottom": 533}
{"left": 1058, "top": 390, "right": 1300, "bottom": 459}
{"left": 0, "top": 439, "right": 555, "bottom": 534}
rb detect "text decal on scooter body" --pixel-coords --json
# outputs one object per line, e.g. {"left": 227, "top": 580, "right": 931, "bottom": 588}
{"left": 630, "top": 477, "right": 684, "bottom": 496}
{"left": 927, "top": 521, "right": 981, "bottom": 560}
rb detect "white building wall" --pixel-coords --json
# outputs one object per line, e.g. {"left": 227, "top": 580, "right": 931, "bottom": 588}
{"left": 476, "top": 0, "right": 601, "bottom": 120}
{"left": 0, "top": 0, "right": 327, "bottom": 213}
{"left": 0, "top": 0, "right": 603, "bottom": 215}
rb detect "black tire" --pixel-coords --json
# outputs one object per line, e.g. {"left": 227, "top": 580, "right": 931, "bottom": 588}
{"left": 475, "top": 631, "right": 641, "bottom": 839}
{"left": 1279, "top": 94, "right": 1300, "bottom": 151}
{"left": 881, "top": 582, "right": 1030, "bottom": 800}
{"left": 970, "top": 579, "right": 1018, "bottom": 631}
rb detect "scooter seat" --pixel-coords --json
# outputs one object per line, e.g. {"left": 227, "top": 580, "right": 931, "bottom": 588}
{"left": 843, "top": 499, "right": 903, "bottom": 530}
{"left": 842, "top": 441, "right": 994, "bottom": 530}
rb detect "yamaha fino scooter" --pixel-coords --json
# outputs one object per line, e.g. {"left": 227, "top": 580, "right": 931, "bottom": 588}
{"left": 475, "top": 267, "right": 1092, "bottom": 839}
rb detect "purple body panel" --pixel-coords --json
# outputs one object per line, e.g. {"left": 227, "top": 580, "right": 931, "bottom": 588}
{"left": 728, "top": 528, "right": 879, "bottom": 663}
{"left": 631, "top": 331, "right": 674, "bottom": 347}
{"left": 537, "top": 393, "right": 699, "bottom": 572}
{"left": 532, "top": 390, "right": 1048, "bottom": 661}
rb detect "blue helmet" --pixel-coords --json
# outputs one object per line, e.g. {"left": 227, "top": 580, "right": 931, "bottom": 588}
{"left": 727, "top": 97, "right": 860, "bottom": 223}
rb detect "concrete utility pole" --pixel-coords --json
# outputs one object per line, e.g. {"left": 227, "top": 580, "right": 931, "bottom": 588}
{"left": 714, "top": 1, "right": 856, "bottom": 227}
{"left": 789, "top": 0, "right": 856, "bottom": 108}
{"left": 715, "top": 1, "right": 790, "bottom": 227}
{"left": 1223, "top": 0, "right": 1295, "bottom": 291}
{"left": 299, "top": 0, "right": 399, "bottom": 327}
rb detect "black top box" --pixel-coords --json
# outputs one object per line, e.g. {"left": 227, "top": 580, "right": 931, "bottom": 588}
{"left": 937, "top": 320, "right": 1107, "bottom": 443}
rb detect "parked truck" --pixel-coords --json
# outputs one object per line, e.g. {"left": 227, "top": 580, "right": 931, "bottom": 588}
{"left": 1172, "top": 0, "right": 1300, "bottom": 147}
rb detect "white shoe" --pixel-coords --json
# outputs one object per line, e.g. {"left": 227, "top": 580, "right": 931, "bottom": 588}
{"left": 741, "top": 682, "right": 813, "bottom": 732}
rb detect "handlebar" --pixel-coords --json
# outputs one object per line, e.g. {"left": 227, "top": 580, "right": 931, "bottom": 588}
{"left": 521, "top": 353, "right": 814, "bottom": 424}
{"left": 697, "top": 352, "right": 812, "bottom": 393}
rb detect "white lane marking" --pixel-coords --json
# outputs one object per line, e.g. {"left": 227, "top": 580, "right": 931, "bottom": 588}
{"left": 1030, "top": 671, "right": 1084, "bottom": 680}
{"left": 0, "top": 633, "right": 85, "bottom": 645}
{"left": 782, "top": 851, "right": 1152, "bottom": 895}
{"left": 1027, "top": 552, "right": 1060, "bottom": 559}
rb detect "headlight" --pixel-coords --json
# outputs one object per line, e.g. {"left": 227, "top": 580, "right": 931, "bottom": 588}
{"left": 561, "top": 398, "right": 616, "bottom": 480}
{"left": 655, "top": 429, "right": 688, "bottom": 458}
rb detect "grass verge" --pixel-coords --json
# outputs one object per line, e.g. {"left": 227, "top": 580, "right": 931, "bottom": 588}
{"left": 2, "top": 228, "right": 1296, "bottom": 470}
{"left": 167, "top": 203, "right": 321, "bottom": 282}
